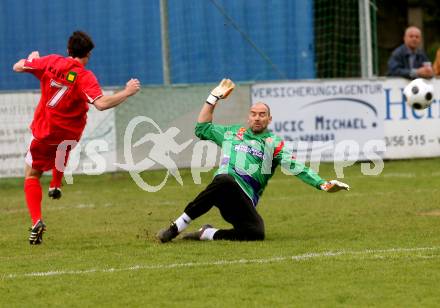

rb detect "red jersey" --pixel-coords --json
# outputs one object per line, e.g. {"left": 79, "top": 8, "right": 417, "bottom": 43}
{"left": 23, "top": 54, "right": 103, "bottom": 144}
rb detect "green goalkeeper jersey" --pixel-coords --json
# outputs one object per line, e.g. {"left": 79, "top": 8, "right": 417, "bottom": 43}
{"left": 195, "top": 122, "right": 326, "bottom": 206}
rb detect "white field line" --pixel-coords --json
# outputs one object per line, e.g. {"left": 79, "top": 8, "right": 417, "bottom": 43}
{"left": 3, "top": 246, "right": 439, "bottom": 280}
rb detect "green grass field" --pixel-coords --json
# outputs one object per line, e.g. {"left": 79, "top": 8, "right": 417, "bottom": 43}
{"left": 1, "top": 158, "right": 440, "bottom": 307}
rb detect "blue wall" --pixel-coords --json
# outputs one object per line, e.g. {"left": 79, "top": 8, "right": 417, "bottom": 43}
{"left": 0, "top": 0, "right": 163, "bottom": 90}
{"left": 168, "top": 0, "right": 315, "bottom": 83}
{"left": 0, "top": 0, "right": 314, "bottom": 90}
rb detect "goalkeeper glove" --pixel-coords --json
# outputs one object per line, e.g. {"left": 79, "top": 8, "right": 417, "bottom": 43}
{"left": 206, "top": 78, "right": 235, "bottom": 105}
{"left": 320, "top": 180, "right": 350, "bottom": 193}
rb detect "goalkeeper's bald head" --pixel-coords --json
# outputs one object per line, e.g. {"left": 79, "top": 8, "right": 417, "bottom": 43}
{"left": 248, "top": 102, "right": 272, "bottom": 133}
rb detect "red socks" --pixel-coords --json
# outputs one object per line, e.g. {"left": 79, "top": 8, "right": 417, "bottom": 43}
{"left": 25, "top": 169, "right": 63, "bottom": 226}
{"left": 24, "top": 178, "right": 42, "bottom": 225}
{"left": 50, "top": 168, "right": 64, "bottom": 188}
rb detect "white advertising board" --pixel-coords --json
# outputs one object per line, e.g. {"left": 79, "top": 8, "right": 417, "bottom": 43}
{"left": 252, "top": 78, "right": 440, "bottom": 161}
{"left": 252, "top": 80, "right": 386, "bottom": 161}
{"left": 382, "top": 79, "right": 440, "bottom": 159}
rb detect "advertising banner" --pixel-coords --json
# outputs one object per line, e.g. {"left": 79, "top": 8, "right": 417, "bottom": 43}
{"left": 251, "top": 80, "right": 386, "bottom": 161}
{"left": 0, "top": 92, "right": 40, "bottom": 178}
{"left": 383, "top": 79, "right": 440, "bottom": 159}
{"left": 252, "top": 78, "right": 440, "bottom": 161}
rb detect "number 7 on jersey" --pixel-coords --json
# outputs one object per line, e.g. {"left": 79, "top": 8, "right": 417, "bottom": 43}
{"left": 47, "top": 80, "right": 69, "bottom": 107}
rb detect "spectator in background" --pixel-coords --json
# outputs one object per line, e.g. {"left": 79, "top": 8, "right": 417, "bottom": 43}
{"left": 433, "top": 48, "right": 440, "bottom": 77}
{"left": 387, "top": 26, "right": 434, "bottom": 79}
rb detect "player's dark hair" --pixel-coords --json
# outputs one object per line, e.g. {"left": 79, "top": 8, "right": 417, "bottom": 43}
{"left": 67, "top": 31, "right": 95, "bottom": 58}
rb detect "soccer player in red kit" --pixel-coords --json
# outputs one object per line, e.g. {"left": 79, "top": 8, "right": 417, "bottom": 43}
{"left": 13, "top": 31, "right": 141, "bottom": 244}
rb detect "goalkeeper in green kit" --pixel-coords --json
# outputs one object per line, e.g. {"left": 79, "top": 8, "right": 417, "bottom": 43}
{"left": 157, "top": 79, "right": 350, "bottom": 242}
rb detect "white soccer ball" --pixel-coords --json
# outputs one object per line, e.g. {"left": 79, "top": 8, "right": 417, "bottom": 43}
{"left": 403, "top": 78, "right": 434, "bottom": 110}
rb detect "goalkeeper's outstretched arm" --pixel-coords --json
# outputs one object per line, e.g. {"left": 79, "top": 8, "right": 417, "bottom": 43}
{"left": 198, "top": 78, "right": 235, "bottom": 123}
{"left": 198, "top": 100, "right": 216, "bottom": 123}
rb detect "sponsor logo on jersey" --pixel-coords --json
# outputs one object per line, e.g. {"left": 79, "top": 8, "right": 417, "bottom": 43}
{"left": 234, "top": 144, "right": 265, "bottom": 159}
{"left": 66, "top": 71, "right": 77, "bottom": 83}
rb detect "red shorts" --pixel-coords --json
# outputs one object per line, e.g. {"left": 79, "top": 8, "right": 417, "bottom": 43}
{"left": 25, "top": 137, "right": 72, "bottom": 172}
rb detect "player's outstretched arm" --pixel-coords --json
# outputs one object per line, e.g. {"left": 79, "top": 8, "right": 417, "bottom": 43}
{"left": 320, "top": 180, "right": 350, "bottom": 193}
{"left": 13, "top": 51, "right": 40, "bottom": 72}
{"left": 93, "top": 78, "right": 141, "bottom": 111}
{"left": 198, "top": 78, "right": 235, "bottom": 123}
{"left": 197, "top": 100, "right": 216, "bottom": 123}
